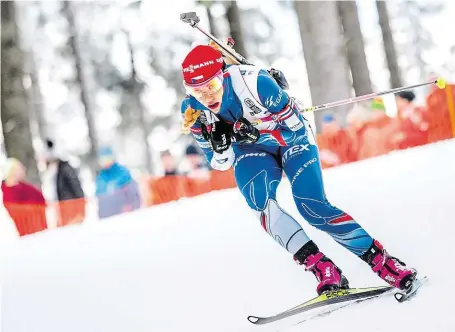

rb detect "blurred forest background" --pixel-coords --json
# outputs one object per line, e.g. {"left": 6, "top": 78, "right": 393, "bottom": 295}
{"left": 1, "top": 0, "right": 454, "bottom": 192}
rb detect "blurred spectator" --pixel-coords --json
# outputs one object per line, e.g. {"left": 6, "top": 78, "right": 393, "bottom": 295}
{"left": 318, "top": 113, "right": 356, "bottom": 168}
{"left": 0, "top": 183, "right": 20, "bottom": 242}
{"left": 345, "top": 101, "right": 375, "bottom": 156}
{"left": 346, "top": 101, "right": 374, "bottom": 130}
{"left": 145, "top": 150, "right": 185, "bottom": 206}
{"left": 95, "top": 146, "right": 141, "bottom": 219}
{"left": 44, "top": 139, "right": 85, "bottom": 226}
{"left": 185, "top": 145, "right": 209, "bottom": 179}
{"left": 184, "top": 144, "right": 210, "bottom": 197}
{"left": 395, "top": 90, "right": 429, "bottom": 149}
{"left": 349, "top": 98, "right": 399, "bottom": 160}
{"left": 1, "top": 158, "right": 47, "bottom": 236}
{"left": 160, "top": 150, "right": 179, "bottom": 176}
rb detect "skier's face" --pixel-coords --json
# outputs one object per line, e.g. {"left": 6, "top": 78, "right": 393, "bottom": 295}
{"left": 186, "top": 72, "right": 224, "bottom": 113}
{"left": 197, "top": 86, "right": 224, "bottom": 113}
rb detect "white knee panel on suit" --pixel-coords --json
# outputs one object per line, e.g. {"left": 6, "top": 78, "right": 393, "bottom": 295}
{"left": 256, "top": 199, "right": 311, "bottom": 255}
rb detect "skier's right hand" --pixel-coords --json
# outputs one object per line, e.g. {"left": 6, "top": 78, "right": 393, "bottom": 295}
{"left": 210, "top": 147, "right": 235, "bottom": 171}
{"left": 181, "top": 106, "right": 201, "bottom": 134}
{"left": 200, "top": 120, "right": 235, "bottom": 171}
{"left": 202, "top": 120, "right": 233, "bottom": 153}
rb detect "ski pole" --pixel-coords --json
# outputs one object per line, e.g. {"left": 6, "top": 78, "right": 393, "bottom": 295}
{"left": 180, "top": 11, "right": 252, "bottom": 65}
{"left": 298, "top": 78, "right": 446, "bottom": 113}
{"left": 180, "top": 12, "right": 447, "bottom": 113}
{"left": 180, "top": 11, "right": 292, "bottom": 89}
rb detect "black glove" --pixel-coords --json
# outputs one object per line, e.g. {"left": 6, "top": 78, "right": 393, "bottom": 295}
{"left": 232, "top": 118, "right": 260, "bottom": 144}
{"left": 201, "top": 120, "right": 232, "bottom": 153}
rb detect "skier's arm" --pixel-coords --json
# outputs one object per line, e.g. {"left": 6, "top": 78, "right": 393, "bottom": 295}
{"left": 181, "top": 98, "right": 234, "bottom": 171}
{"left": 181, "top": 98, "right": 213, "bottom": 162}
{"left": 257, "top": 69, "right": 304, "bottom": 131}
{"left": 257, "top": 69, "right": 290, "bottom": 112}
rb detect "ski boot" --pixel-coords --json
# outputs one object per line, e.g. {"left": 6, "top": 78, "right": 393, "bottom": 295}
{"left": 361, "top": 240, "right": 417, "bottom": 291}
{"left": 294, "top": 241, "right": 350, "bottom": 295}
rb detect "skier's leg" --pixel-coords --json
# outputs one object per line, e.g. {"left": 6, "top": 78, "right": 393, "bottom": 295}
{"left": 281, "top": 142, "right": 416, "bottom": 290}
{"left": 281, "top": 143, "right": 373, "bottom": 255}
{"left": 233, "top": 144, "right": 311, "bottom": 255}
{"left": 233, "top": 144, "right": 347, "bottom": 295}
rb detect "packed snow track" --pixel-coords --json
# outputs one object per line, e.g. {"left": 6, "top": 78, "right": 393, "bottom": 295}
{"left": 1, "top": 139, "right": 454, "bottom": 332}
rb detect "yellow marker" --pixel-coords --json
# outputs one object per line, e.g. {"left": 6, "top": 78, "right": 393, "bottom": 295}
{"left": 445, "top": 84, "right": 455, "bottom": 138}
{"left": 436, "top": 77, "right": 446, "bottom": 89}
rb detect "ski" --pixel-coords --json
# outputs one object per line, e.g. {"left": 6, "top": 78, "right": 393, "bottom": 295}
{"left": 290, "top": 277, "right": 428, "bottom": 327}
{"left": 394, "top": 276, "right": 428, "bottom": 303}
{"left": 247, "top": 285, "right": 394, "bottom": 325}
{"left": 291, "top": 297, "right": 376, "bottom": 326}
{"left": 247, "top": 276, "right": 429, "bottom": 325}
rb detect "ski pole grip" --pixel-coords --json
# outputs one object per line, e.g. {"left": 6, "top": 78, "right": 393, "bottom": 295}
{"left": 180, "top": 12, "right": 200, "bottom": 26}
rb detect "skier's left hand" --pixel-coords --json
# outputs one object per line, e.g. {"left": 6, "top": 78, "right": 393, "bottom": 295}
{"left": 233, "top": 118, "right": 260, "bottom": 144}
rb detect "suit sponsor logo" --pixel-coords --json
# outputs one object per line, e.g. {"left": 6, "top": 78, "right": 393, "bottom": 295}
{"left": 282, "top": 144, "right": 310, "bottom": 165}
{"left": 233, "top": 152, "right": 266, "bottom": 168}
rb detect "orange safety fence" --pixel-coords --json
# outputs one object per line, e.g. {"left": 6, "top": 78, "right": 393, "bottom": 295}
{"left": 3, "top": 198, "right": 86, "bottom": 236}
{"left": 426, "top": 84, "right": 455, "bottom": 143}
{"left": 3, "top": 202, "right": 47, "bottom": 236}
{"left": 144, "top": 168, "right": 237, "bottom": 206}
{"left": 55, "top": 198, "right": 86, "bottom": 227}
{"left": 2, "top": 84, "right": 454, "bottom": 237}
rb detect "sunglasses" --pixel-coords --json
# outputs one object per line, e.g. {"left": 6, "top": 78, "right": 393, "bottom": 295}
{"left": 184, "top": 71, "right": 224, "bottom": 99}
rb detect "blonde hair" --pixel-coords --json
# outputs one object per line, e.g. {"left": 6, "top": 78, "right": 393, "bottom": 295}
{"left": 1, "top": 158, "right": 21, "bottom": 184}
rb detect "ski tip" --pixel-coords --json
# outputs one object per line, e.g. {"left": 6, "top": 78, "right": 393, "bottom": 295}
{"left": 395, "top": 276, "right": 428, "bottom": 303}
{"left": 247, "top": 316, "right": 260, "bottom": 324}
{"left": 394, "top": 292, "right": 405, "bottom": 302}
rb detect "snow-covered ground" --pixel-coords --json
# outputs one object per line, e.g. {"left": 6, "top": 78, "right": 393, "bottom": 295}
{"left": 1, "top": 139, "right": 455, "bottom": 332}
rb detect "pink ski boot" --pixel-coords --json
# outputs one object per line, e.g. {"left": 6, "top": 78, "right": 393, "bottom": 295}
{"left": 294, "top": 241, "right": 349, "bottom": 295}
{"left": 361, "top": 240, "right": 417, "bottom": 290}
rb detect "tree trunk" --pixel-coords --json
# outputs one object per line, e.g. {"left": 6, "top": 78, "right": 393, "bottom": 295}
{"left": 404, "top": 1, "right": 428, "bottom": 82}
{"left": 294, "top": 1, "right": 352, "bottom": 130}
{"left": 125, "top": 31, "right": 153, "bottom": 174}
{"left": 376, "top": 0, "right": 403, "bottom": 88}
{"left": 62, "top": 1, "right": 98, "bottom": 171}
{"left": 225, "top": 1, "right": 247, "bottom": 58}
{"left": 197, "top": 0, "right": 219, "bottom": 37}
{"left": 338, "top": 1, "right": 373, "bottom": 96}
{"left": 1, "top": 1, "right": 41, "bottom": 187}
{"left": 25, "top": 49, "right": 47, "bottom": 141}
{"left": 206, "top": 4, "right": 219, "bottom": 38}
